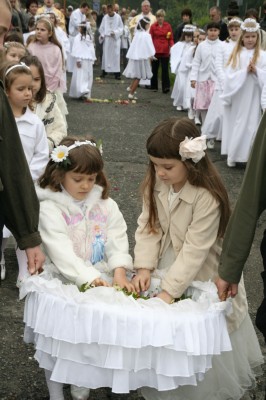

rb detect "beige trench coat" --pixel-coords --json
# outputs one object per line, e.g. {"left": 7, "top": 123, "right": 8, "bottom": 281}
{"left": 134, "top": 179, "right": 248, "bottom": 333}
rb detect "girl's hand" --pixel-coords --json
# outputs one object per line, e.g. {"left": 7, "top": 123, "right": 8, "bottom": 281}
{"left": 248, "top": 61, "right": 257, "bottom": 74}
{"left": 132, "top": 268, "right": 151, "bottom": 293}
{"left": 156, "top": 290, "right": 174, "bottom": 304}
{"left": 113, "top": 267, "right": 135, "bottom": 292}
{"left": 191, "top": 80, "right": 196, "bottom": 88}
{"left": 91, "top": 278, "right": 110, "bottom": 287}
{"left": 77, "top": 61, "right": 82, "bottom": 68}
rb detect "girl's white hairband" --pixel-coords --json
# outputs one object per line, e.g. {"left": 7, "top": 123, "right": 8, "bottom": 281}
{"left": 240, "top": 18, "right": 260, "bottom": 32}
{"left": 183, "top": 24, "right": 196, "bottom": 33}
{"left": 5, "top": 62, "right": 30, "bottom": 77}
{"left": 51, "top": 140, "right": 102, "bottom": 165}
{"left": 179, "top": 135, "right": 207, "bottom": 163}
{"left": 228, "top": 18, "right": 242, "bottom": 26}
{"left": 37, "top": 16, "right": 53, "bottom": 29}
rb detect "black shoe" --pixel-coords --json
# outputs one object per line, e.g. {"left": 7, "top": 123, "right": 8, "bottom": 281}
{"left": 115, "top": 76, "right": 121, "bottom": 80}
{"left": 163, "top": 88, "right": 170, "bottom": 93}
{"left": 100, "top": 71, "right": 106, "bottom": 78}
{"left": 145, "top": 85, "right": 151, "bottom": 89}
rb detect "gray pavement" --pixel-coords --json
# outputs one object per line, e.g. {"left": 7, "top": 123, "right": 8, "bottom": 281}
{"left": 0, "top": 66, "right": 266, "bottom": 399}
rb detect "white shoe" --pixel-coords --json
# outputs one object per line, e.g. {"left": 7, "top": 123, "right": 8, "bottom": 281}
{"left": 128, "top": 93, "right": 137, "bottom": 100}
{"left": 127, "top": 87, "right": 137, "bottom": 94}
{"left": 176, "top": 106, "right": 182, "bottom": 111}
{"left": 1, "top": 263, "right": 6, "bottom": 280}
{"left": 207, "top": 139, "right": 215, "bottom": 149}
{"left": 227, "top": 158, "right": 236, "bottom": 167}
{"left": 188, "top": 108, "right": 195, "bottom": 120}
{"left": 195, "top": 117, "right": 201, "bottom": 125}
{"left": 71, "top": 385, "right": 90, "bottom": 400}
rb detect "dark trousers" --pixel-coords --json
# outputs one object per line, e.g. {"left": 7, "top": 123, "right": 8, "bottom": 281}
{"left": 150, "top": 56, "right": 170, "bottom": 92}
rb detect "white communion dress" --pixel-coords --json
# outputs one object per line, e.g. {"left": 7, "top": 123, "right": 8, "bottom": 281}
{"left": 20, "top": 185, "right": 263, "bottom": 399}
{"left": 21, "top": 272, "right": 233, "bottom": 394}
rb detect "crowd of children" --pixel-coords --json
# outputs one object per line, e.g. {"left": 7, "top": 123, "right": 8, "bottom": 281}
{"left": 1, "top": 4, "right": 266, "bottom": 400}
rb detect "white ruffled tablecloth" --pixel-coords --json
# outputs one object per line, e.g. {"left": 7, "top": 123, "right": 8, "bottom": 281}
{"left": 20, "top": 275, "right": 232, "bottom": 393}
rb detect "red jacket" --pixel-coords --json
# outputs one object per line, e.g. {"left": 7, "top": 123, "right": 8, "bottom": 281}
{"left": 150, "top": 21, "right": 174, "bottom": 57}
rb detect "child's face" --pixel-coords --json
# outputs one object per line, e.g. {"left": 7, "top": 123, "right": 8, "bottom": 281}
{"left": 6, "top": 47, "right": 26, "bottom": 62}
{"left": 6, "top": 73, "right": 33, "bottom": 112}
{"left": 207, "top": 27, "right": 220, "bottom": 41}
{"left": 198, "top": 34, "right": 206, "bottom": 43}
{"left": 35, "top": 22, "right": 51, "bottom": 44}
{"left": 228, "top": 26, "right": 241, "bottom": 41}
{"left": 62, "top": 171, "right": 97, "bottom": 200}
{"left": 242, "top": 32, "right": 257, "bottom": 49}
{"left": 184, "top": 34, "right": 192, "bottom": 43}
{"left": 193, "top": 31, "right": 199, "bottom": 45}
{"left": 149, "top": 156, "right": 188, "bottom": 192}
{"left": 29, "top": 64, "right": 42, "bottom": 98}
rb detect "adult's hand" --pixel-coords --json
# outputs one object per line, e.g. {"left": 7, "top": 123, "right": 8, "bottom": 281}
{"left": 216, "top": 277, "right": 238, "bottom": 300}
{"left": 25, "top": 246, "right": 45, "bottom": 275}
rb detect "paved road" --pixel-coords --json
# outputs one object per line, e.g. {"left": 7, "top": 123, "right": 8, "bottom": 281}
{"left": 0, "top": 66, "right": 265, "bottom": 399}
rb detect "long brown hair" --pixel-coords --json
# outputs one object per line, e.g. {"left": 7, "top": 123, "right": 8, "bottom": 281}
{"left": 39, "top": 136, "right": 110, "bottom": 199}
{"left": 142, "top": 117, "right": 230, "bottom": 237}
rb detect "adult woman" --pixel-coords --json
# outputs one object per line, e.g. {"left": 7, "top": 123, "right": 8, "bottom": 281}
{"left": 149, "top": 9, "right": 174, "bottom": 93}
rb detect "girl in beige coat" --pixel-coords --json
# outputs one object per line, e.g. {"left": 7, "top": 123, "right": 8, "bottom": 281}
{"left": 133, "top": 117, "right": 263, "bottom": 400}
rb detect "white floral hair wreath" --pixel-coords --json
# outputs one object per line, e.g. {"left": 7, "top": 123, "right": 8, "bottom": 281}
{"left": 228, "top": 18, "right": 243, "bottom": 26}
{"left": 179, "top": 135, "right": 207, "bottom": 163}
{"left": 240, "top": 18, "right": 260, "bottom": 32}
{"left": 51, "top": 140, "right": 103, "bottom": 169}
{"left": 183, "top": 24, "right": 196, "bottom": 33}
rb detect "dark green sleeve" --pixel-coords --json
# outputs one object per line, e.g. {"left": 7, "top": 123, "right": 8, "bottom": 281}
{"left": 0, "top": 82, "right": 42, "bottom": 249}
{"left": 219, "top": 113, "right": 266, "bottom": 283}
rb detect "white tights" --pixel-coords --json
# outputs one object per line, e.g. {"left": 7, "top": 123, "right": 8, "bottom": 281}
{"left": 45, "top": 370, "right": 91, "bottom": 400}
{"left": 1, "top": 239, "right": 29, "bottom": 281}
{"left": 45, "top": 369, "right": 64, "bottom": 400}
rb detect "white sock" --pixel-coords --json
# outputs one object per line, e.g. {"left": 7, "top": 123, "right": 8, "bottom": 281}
{"left": 71, "top": 384, "right": 90, "bottom": 399}
{"left": 45, "top": 369, "right": 64, "bottom": 400}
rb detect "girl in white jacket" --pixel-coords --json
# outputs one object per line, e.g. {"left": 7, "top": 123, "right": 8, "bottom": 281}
{"left": 190, "top": 22, "right": 223, "bottom": 125}
{"left": 21, "top": 136, "right": 134, "bottom": 400}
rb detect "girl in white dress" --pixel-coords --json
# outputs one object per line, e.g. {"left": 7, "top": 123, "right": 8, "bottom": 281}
{"left": 0, "top": 61, "right": 49, "bottom": 284}
{"left": 123, "top": 17, "right": 155, "bottom": 100}
{"left": 220, "top": 18, "right": 266, "bottom": 167}
{"left": 133, "top": 116, "right": 263, "bottom": 400}
{"left": 69, "top": 22, "right": 96, "bottom": 100}
{"left": 186, "top": 29, "right": 206, "bottom": 124}
{"left": 202, "top": 18, "right": 242, "bottom": 149}
{"left": 170, "top": 24, "right": 195, "bottom": 111}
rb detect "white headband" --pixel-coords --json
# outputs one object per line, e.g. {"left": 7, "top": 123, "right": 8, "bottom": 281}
{"left": 240, "top": 18, "right": 260, "bottom": 32}
{"left": 5, "top": 62, "right": 30, "bottom": 77}
{"left": 51, "top": 140, "right": 101, "bottom": 165}
{"left": 228, "top": 18, "right": 242, "bottom": 26}
{"left": 183, "top": 24, "right": 196, "bottom": 33}
{"left": 37, "top": 16, "right": 53, "bottom": 29}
